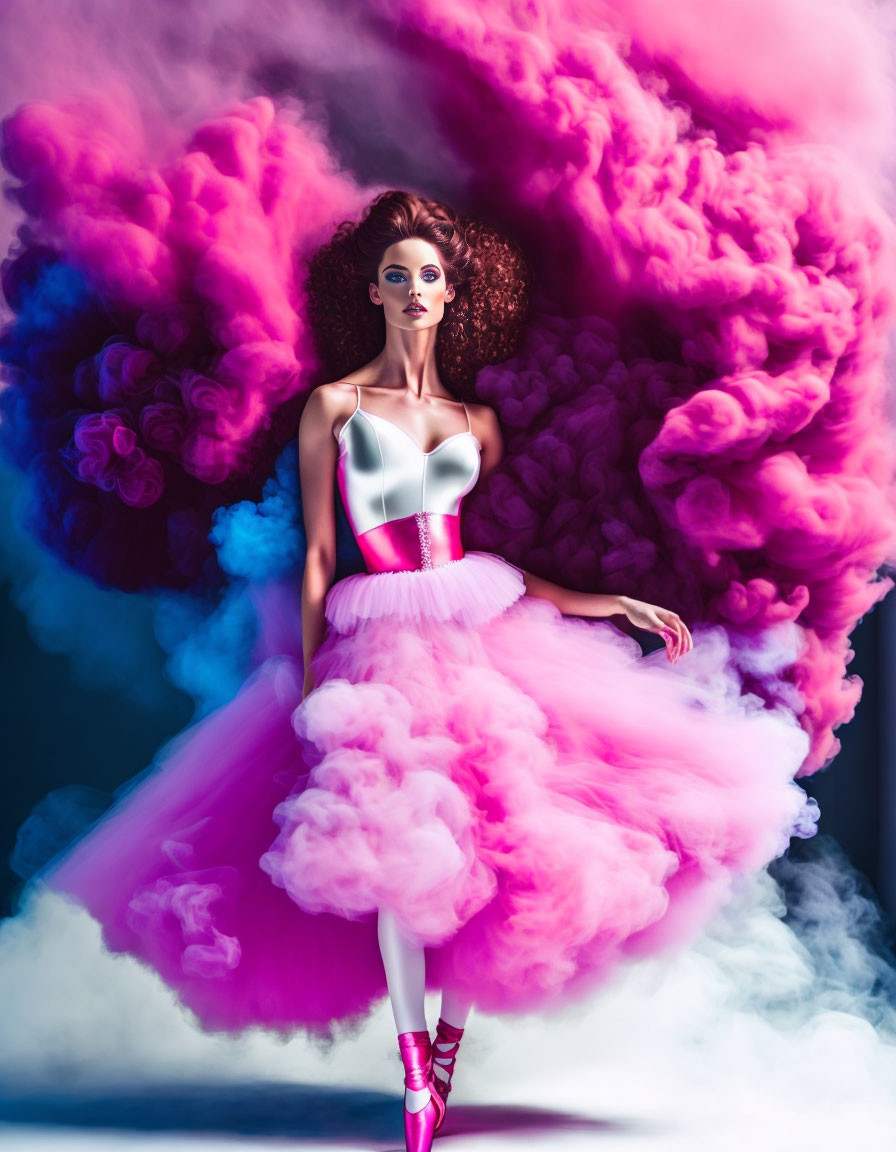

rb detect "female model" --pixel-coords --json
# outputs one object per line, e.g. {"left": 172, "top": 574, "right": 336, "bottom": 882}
{"left": 295, "top": 191, "right": 695, "bottom": 1150}
{"left": 36, "top": 190, "right": 814, "bottom": 1152}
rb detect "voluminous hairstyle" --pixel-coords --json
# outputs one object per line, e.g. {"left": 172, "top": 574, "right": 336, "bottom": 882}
{"left": 305, "top": 190, "right": 532, "bottom": 394}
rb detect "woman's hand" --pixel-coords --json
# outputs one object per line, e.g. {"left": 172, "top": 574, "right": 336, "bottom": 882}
{"left": 618, "top": 595, "right": 693, "bottom": 663}
{"left": 518, "top": 570, "right": 693, "bottom": 662}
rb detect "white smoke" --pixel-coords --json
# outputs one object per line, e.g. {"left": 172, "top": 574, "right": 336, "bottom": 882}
{"left": 1, "top": 835, "right": 895, "bottom": 1150}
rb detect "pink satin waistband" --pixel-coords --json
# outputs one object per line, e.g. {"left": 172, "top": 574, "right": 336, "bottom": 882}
{"left": 356, "top": 512, "right": 465, "bottom": 573}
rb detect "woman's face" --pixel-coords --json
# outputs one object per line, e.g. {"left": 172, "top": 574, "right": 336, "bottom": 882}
{"left": 370, "top": 237, "right": 455, "bottom": 332}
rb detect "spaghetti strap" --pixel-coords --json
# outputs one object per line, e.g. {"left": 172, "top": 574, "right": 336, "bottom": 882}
{"left": 461, "top": 399, "right": 471, "bottom": 433}
{"left": 354, "top": 384, "right": 362, "bottom": 412}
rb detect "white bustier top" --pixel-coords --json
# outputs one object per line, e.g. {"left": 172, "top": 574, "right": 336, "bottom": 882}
{"left": 336, "top": 386, "right": 481, "bottom": 536}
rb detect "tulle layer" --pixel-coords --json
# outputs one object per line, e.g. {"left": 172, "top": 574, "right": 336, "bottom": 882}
{"left": 323, "top": 550, "right": 527, "bottom": 631}
{"left": 263, "top": 575, "right": 816, "bottom": 1012}
{"left": 37, "top": 555, "right": 817, "bottom": 1033}
{"left": 37, "top": 657, "right": 387, "bottom": 1035}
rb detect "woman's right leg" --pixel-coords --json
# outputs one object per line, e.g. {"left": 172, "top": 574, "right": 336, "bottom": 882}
{"left": 377, "top": 907, "right": 430, "bottom": 1112}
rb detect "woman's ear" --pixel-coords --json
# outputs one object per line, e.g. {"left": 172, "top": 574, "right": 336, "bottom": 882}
{"left": 446, "top": 283, "right": 455, "bottom": 302}
{"left": 369, "top": 282, "right": 383, "bottom": 306}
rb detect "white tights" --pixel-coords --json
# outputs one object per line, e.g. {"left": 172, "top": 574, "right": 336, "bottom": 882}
{"left": 377, "top": 907, "right": 471, "bottom": 1112}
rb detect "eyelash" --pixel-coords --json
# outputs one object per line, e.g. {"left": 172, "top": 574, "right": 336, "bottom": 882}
{"left": 385, "top": 271, "right": 440, "bottom": 283}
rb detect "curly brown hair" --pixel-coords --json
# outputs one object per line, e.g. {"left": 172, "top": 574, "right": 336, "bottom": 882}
{"left": 304, "top": 190, "right": 532, "bottom": 394}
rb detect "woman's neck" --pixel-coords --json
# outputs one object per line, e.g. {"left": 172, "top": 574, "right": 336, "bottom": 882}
{"left": 371, "top": 325, "right": 446, "bottom": 400}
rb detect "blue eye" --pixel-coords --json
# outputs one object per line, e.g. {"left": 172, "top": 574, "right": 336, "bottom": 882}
{"left": 383, "top": 270, "right": 441, "bottom": 283}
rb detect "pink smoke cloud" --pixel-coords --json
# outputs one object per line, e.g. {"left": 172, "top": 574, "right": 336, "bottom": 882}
{"left": 1, "top": 0, "right": 895, "bottom": 774}
{"left": 372, "top": 0, "right": 896, "bottom": 772}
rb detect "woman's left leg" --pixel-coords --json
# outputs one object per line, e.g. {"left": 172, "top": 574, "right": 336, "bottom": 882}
{"left": 432, "top": 989, "right": 471, "bottom": 1100}
{"left": 438, "top": 988, "right": 473, "bottom": 1029}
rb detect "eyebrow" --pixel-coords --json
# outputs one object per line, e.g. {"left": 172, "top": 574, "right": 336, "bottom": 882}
{"left": 382, "top": 263, "right": 441, "bottom": 272}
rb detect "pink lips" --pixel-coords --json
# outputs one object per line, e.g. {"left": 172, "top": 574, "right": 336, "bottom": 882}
{"left": 404, "top": 304, "right": 426, "bottom": 314}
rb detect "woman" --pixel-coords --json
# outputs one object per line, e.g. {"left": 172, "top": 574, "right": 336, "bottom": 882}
{"left": 258, "top": 190, "right": 811, "bottom": 1152}
{"left": 291, "top": 189, "right": 695, "bottom": 1149}
{"left": 36, "top": 190, "right": 812, "bottom": 1152}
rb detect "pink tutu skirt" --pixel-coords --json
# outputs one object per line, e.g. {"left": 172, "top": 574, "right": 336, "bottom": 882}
{"left": 37, "top": 551, "right": 814, "bottom": 1036}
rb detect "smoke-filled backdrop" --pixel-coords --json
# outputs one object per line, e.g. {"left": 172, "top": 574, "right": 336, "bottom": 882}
{"left": 2, "top": 0, "right": 896, "bottom": 1145}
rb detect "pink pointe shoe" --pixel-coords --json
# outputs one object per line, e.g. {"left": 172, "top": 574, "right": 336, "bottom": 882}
{"left": 398, "top": 1030, "right": 446, "bottom": 1152}
{"left": 431, "top": 1017, "right": 464, "bottom": 1131}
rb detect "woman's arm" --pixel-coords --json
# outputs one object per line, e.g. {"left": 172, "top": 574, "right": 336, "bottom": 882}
{"left": 520, "top": 571, "right": 692, "bottom": 662}
{"left": 297, "top": 385, "right": 343, "bottom": 700}
{"left": 521, "top": 570, "right": 623, "bottom": 619}
{"left": 471, "top": 402, "right": 693, "bottom": 662}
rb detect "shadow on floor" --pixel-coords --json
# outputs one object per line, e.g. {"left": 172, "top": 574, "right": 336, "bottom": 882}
{"left": 0, "top": 1079, "right": 647, "bottom": 1145}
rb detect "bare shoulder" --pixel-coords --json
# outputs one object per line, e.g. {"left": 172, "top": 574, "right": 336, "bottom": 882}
{"left": 301, "top": 379, "right": 360, "bottom": 442}
{"left": 465, "top": 400, "right": 502, "bottom": 441}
